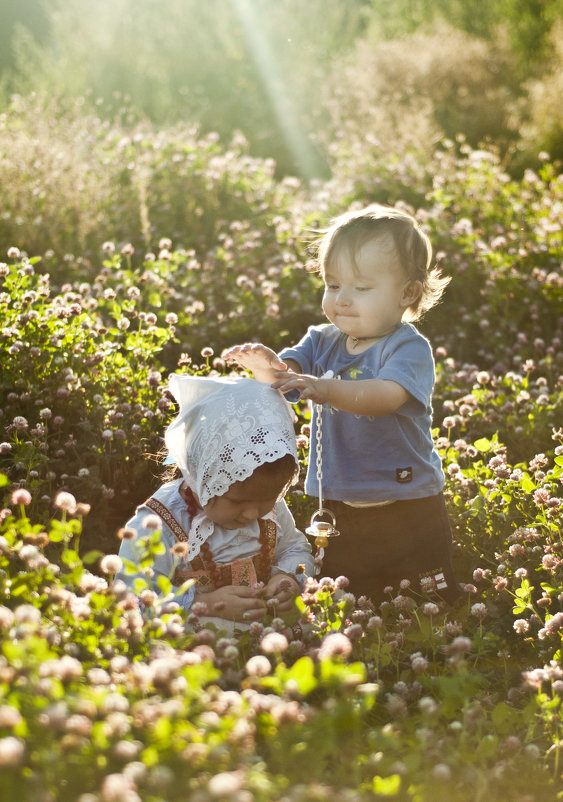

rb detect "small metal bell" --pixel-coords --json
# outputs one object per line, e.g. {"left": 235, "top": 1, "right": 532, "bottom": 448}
{"left": 306, "top": 508, "right": 339, "bottom": 548}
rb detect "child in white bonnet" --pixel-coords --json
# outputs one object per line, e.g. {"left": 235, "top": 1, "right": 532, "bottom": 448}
{"left": 118, "top": 374, "right": 313, "bottom": 629}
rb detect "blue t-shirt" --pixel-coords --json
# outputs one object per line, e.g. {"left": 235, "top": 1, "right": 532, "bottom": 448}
{"left": 279, "top": 322, "right": 445, "bottom": 502}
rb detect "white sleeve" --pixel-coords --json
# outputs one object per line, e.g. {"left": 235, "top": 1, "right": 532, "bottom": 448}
{"left": 117, "top": 506, "right": 196, "bottom": 610}
{"left": 270, "top": 500, "right": 314, "bottom": 585}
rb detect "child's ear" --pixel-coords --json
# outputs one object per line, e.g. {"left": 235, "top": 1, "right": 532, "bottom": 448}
{"left": 401, "top": 280, "right": 423, "bottom": 307}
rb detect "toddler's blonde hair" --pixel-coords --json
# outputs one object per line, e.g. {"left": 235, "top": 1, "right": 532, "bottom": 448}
{"left": 316, "top": 204, "right": 450, "bottom": 321}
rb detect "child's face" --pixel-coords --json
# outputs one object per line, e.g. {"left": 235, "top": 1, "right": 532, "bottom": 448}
{"left": 203, "top": 469, "right": 288, "bottom": 530}
{"left": 322, "top": 233, "right": 414, "bottom": 340}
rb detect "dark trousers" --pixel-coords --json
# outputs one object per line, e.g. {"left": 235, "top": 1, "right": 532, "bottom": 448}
{"left": 320, "top": 493, "right": 459, "bottom": 604}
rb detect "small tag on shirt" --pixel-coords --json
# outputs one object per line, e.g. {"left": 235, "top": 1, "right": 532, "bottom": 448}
{"left": 396, "top": 467, "right": 412, "bottom": 483}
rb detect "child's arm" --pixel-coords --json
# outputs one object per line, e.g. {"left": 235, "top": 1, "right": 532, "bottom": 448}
{"left": 117, "top": 512, "right": 196, "bottom": 611}
{"left": 223, "top": 343, "right": 300, "bottom": 384}
{"left": 271, "top": 370, "right": 410, "bottom": 417}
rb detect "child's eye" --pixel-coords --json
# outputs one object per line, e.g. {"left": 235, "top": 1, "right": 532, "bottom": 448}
{"left": 355, "top": 286, "right": 371, "bottom": 292}
{"left": 326, "top": 284, "right": 339, "bottom": 291}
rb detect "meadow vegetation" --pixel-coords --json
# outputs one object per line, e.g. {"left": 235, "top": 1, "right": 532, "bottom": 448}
{"left": 0, "top": 1, "right": 562, "bottom": 800}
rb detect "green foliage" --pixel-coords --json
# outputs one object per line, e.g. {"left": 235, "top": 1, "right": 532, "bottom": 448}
{"left": 2, "top": 0, "right": 562, "bottom": 177}
{"left": 8, "top": 0, "right": 363, "bottom": 178}
{"left": 0, "top": 467, "right": 561, "bottom": 800}
{"left": 0, "top": 59, "right": 562, "bottom": 798}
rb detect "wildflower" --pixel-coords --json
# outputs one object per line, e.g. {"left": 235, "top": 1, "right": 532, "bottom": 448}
{"left": 367, "top": 615, "right": 383, "bottom": 631}
{"left": 533, "top": 488, "right": 551, "bottom": 505}
{"left": 144, "top": 371, "right": 163, "bottom": 391}
{"left": 411, "top": 654, "right": 429, "bottom": 673}
{"left": 260, "top": 632, "right": 289, "bottom": 655}
{"left": 208, "top": 771, "right": 244, "bottom": 798}
{"left": 245, "top": 655, "right": 272, "bottom": 677}
{"left": 11, "top": 488, "right": 32, "bottom": 506}
{"left": 142, "top": 514, "right": 162, "bottom": 530}
{"left": 385, "top": 694, "right": 407, "bottom": 718}
{"left": 0, "top": 736, "right": 25, "bottom": 767}
{"left": 422, "top": 602, "right": 440, "bottom": 617}
{"left": 190, "top": 601, "right": 208, "bottom": 617}
{"left": 54, "top": 491, "right": 77, "bottom": 514}
{"left": 419, "top": 696, "right": 439, "bottom": 715}
{"left": 431, "top": 763, "right": 452, "bottom": 781}
{"left": 545, "top": 612, "right": 563, "bottom": 635}
{"left": 249, "top": 621, "right": 264, "bottom": 637}
{"left": 39, "top": 655, "right": 83, "bottom": 681}
{"left": 6, "top": 247, "right": 20, "bottom": 259}
{"left": 0, "top": 606, "right": 15, "bottom": 630}
{"left": 101, "top": 772, "right": 139, "bottom": 802}
{"left": 513, "top": 619, "right": 529, "bottom": 634}
{"left": 463, "top": 584, "right": 478, "bottom": 594}
{"left": 12, "top": 416, "right": 28, "bottom": 430}
{"left": 201, "top": 346, "right": 214, "bottom": 358}
{"left": 471, "top": 603, "right": 488, "bottom": 618}
{"left": 165, "top": 312, "right": 178, "bottom": 325}
{"left": 318, "top": 632, "right": 353, "bottom": 660}
{"left": 100, "top": 554, "right": 123, "bottom": 575}
{"left": 102, "top": 241, "right": 115, "bottom": 254}
{"left": 448, "top": 636, "right": 472, "bottom": 654}
{"left": 524, "top": 744, "right": 541, "bottom": 760}
{"left": 120, "top": 243, "right": 135, "bottom": 256}
{"left": 0, "top": 705, "right": 22, "bottom": 729}
{"left": 344, "top": 623, "right": 364, "bottom": 641}
{"left": 117, "top": 527, "right": 136, "bottom": 540}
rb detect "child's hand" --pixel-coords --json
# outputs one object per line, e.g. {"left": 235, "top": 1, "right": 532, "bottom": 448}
{"left": 222, "top": 343, "right": 288, "bottom": 383}
{"left": 262, "top": 572, "right": 301, "bottom": 614}
{"left": 198, "top": 585, "right": 266, "bottom": 622}
{"left": 271, "top": 371, "right": 326, "bottom": 404}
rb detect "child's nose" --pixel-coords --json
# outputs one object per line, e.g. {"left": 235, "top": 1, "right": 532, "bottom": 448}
{"left": 336, "top": 287, "right": 352, "bottom": 305}
{"left": 241, "top": 501, "right": 273, "bottom": 523}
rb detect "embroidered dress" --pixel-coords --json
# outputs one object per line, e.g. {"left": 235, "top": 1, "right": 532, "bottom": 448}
{"left": 144, "top": 492, "right": 278, "bottom": 590}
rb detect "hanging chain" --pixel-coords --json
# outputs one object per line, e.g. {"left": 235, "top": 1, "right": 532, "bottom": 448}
{"left": 306, "top": 401, "right": 339, "bottom": 556}
{"left": 314, "top": 402, "right": 324, "bottom": 511}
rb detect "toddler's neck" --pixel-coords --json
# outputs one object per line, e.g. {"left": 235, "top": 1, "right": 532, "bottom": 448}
{"left": 346, "top": 322, "right": 400, "bottom": 352}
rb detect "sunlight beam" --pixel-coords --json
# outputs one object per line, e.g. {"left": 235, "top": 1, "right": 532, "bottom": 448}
{"left": 232, "top": 0, "right": 318, "bottom": 179}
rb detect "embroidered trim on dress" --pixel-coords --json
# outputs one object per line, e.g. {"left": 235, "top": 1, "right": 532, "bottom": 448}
{"left": 145, "top": 497, "right": 189, "bottom": 542}
{"left": 143, "top": 496, "right": 278, "bottom": 591}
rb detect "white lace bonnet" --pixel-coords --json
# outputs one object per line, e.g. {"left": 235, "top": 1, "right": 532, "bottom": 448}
{"left": 164, "top": 375, "right": 298, "bottom": 555}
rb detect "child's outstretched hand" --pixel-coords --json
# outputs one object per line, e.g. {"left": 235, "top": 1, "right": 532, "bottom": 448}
{"left": 223, "top": 343, "right": 288, "bottom": 383}
{"left": 262, "top": 572, "right": 301, "bottom": 614}
{"left": 271, "top": 370, "right": 325, "bottom": 404}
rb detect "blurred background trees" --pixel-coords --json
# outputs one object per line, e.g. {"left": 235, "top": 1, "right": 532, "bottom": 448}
{"left": 1, "top": 0, "right": 562, "bottom": 179}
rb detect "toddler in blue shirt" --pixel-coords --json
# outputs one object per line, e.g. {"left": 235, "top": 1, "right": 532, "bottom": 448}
{"left": 225, "top": 204, "right": 459, "bottom": 603}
